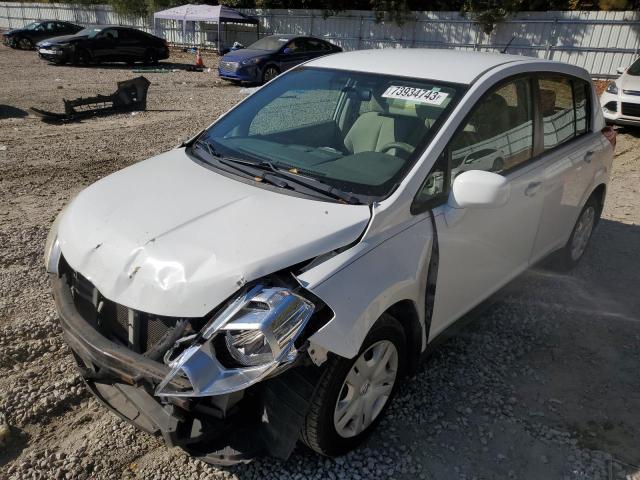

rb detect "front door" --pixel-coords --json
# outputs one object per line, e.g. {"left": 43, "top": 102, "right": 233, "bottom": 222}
{"left": 278, "top": 39, "right": 308, "bottom": 72}
{"left": 414, "top": 76, "right": 546, "bottom": 338}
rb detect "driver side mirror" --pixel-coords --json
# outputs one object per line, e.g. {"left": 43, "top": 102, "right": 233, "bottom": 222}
{"left": 449, "top": 170, "right": 510, "bottom": 209}
{"left": 283, "top": 47, "right": 293, "bottom": 54}
{"left": 616, "top": 66, "right": 626, "bottom": 75}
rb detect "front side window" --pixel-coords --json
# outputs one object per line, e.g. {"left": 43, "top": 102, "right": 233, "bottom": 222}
{"left": 413, "top": 77, "right": 533, "bottom": 211}
{"left": 627, "top": 57, "right": 640, "bottom": 76}
{"left": 247, "top": 36, "right": 289, "bottom": 51}
{"left": 77, "top": 27, "right": 103, "bottom": 39}
{"left": 450, "top": 78, "right": 533, "bottom": 180}
{"left": 197, "top": 68, "right": 461, "bottom": 199}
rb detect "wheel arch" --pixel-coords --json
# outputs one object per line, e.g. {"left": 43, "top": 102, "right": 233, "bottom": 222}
{"left": 590, "top": 183, "right": 606, "bottom": 217}
{"left": 383, "top": 299, "right": 422, "bottom": 375}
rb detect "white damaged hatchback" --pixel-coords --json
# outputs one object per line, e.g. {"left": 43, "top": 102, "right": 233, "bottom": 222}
{"left": 46, "top": 49, "right": 615, "bottom": 464}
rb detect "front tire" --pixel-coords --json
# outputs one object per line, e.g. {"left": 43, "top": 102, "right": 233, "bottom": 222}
{"left": 301, "top": 314, "right": 406, "bottom": 456}
{"left": 17, "top": 37, "right": 33, "bottom": 50}
{"left": 262, "top": 65, "right": 279, "bottom": 84}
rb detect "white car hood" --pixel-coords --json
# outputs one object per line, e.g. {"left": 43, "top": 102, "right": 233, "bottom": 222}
{"left": 620, "top": 73, "right": 640, "bottom": 91}
{"left": 57, "top": 149, "right": 371, "bottom": 317}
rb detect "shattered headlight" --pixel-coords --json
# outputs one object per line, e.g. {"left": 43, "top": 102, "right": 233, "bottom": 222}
{"left": 606, "top": 82, "right": 618, "bottom": 95}
{"left": 156, "top": 285, "right": 314, "bottom": 397}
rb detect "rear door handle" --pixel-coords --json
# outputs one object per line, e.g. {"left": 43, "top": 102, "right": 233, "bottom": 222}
{"left": 525, "top": 181, "right": 542, "bottom": 197}
{"left": 584, "top": 151, "right": 595, "bottom": 163}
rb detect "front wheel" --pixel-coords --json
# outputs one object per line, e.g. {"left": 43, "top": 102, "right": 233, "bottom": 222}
{"left": 18, "top": 37, "right": 33, "bottom": 50}
{"left": 301, "top": 314, "right": 406, "bottom": 456}
{"left": 262, "top": 65, "right": 279, "bottom": 84}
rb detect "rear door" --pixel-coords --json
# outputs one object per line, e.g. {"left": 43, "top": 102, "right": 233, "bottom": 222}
{"left": 413, "top": 76, "right": 547, "bottom": 338}
{"left": 117, "top": 29, "right": 144, "bottom": 61}
{"left": 529, "top": 75, "right": 605, "bottom": 261}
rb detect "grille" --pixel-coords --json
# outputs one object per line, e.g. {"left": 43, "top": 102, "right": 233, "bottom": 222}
{"left": 63, "top": 260, "right": 182, "bottom": 354}
{"left": 621, "top": 102, "right": 640, "bottom": 117}
{"left": 623, "top": 89, "right": 640, "bottom": 96}
{"left": 219, "top": 60, "right": 238, "bottom": 73}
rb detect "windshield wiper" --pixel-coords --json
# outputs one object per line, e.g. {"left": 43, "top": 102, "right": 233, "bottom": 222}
{"left": 220, "top": 157, "right": 364, "bottom": 205}
{"left": 191, "top": 140, "right": 364, "bottom": 204}
{"left": 193, "top": 138, "right": 219, "bottom": 158}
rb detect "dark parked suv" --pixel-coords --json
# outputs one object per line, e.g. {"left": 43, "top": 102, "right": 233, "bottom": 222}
{"left": 2, "top": 20, "right": 82, "bottom": 50}
{"left": 36, "top": 25, "right": 170, "bottom": 65}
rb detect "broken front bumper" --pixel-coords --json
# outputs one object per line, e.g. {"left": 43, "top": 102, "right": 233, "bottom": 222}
{"left": 51, "top": 273, "right": 317, "bottom": 464}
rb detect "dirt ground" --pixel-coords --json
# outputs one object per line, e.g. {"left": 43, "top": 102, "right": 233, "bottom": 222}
{"left": 0, "top": 45, "right": 639, "bottom": 480}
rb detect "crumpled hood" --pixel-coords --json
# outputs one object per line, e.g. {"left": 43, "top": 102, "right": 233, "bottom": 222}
{"left": 222, "top": 49, "right": 270, "bottom": 63}
{"left": 57, "top": 149, "right": 370, "bottom": 317}
{"left": 620, "top": 73, "right": 640, "bottom": 92}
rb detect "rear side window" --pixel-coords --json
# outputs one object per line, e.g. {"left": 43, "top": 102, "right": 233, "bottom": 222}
{"left": 539, "top": 77, "right": 576, "bottom": 150}
{"left": 573, "top": 80, "right": 589, "bottom": 135}
{"left": 447, "top": 77, "right": 533, "bottom": 178}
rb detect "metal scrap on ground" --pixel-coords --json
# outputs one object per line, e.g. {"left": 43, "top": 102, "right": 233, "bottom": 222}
{"left": 30, "top": 76, "right": 151, "bottom": 123}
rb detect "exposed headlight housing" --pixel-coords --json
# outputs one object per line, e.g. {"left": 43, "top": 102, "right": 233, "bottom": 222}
{"left": 156, "top": 285, "right": 314, "bottom": 397}
{"left": 606, "top": 82, "right": 619, "bottom": 94}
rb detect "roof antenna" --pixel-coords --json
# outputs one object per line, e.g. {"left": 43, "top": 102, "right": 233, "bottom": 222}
{"left": 501, "top": 36, "right": 516, "bottom": 54}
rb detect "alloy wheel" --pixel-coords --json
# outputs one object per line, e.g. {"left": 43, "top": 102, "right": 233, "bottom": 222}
{"left": 333, "top": 340, "right": 398, "bottom": 438}
{"left": 263, "top": 67, "right": 278, "bottom": 83}
{"left": 18, "top": 38, "right": 33, "bottom": 50}
{"left": 570, "top": 205, "right": 595, "bottom": 261}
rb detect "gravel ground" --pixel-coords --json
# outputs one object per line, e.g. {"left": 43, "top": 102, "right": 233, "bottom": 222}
{"left": 1, "top": 45, "right": 639, "bottom": 480}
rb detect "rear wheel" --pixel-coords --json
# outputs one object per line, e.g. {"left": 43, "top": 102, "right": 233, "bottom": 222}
{"left": 72, "top": 47, "right": 92, "bottom": 66}
{"left": 18, "top": 37, "right": 33, "bottom": 50}
{"left": 552, "top": 195, "right": 601, "bottom": 270}
{"left": 262, "top": 65, "right": 279, "bottom": 84}
{"left": 301, "top": 314, "right": 406, "bottom": 456}
{"left": 143, "top": 49, "right": 158, "bottom": 66}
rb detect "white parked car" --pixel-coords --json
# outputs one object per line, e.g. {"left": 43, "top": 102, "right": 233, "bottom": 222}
{"left": 45, "top": 49, "right": 615, "bottom": 464}
{"left": 601, "top": 57, "right": 640, "bottom": 126}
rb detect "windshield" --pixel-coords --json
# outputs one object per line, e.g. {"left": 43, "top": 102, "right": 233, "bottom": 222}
{"left": 627, "top": 57, "right": 640, "bottom": 76}
{"left": 197, "top": 67, "right": 461, "bottom": 200}
{"left": 77, "top": 27, "right": 103, "bottom": 38}
{"left": 247, "top": 36, "right": 290, "bottom": 51}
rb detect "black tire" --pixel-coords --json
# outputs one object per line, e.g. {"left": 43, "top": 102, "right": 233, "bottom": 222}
{"left": 143, "top": 49, "right": 158, "bottom": 66}
{"left": 262, "top": 65, "right": 279, "bottom": 84}
{"left": 551, "top": 195, "right": 601, "bottom": 271}
{"left": 17, "top": 37, "right": 33, "bottom": 50}
{"left": 301, "top": 314, "right": 406, "bottom": 456}
{"left": 72, "top": 47, "right": 92, "bottom": 66}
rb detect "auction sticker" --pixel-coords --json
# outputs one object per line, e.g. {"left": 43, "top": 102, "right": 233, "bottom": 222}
{"left": 382, "top": 86, "right": 448, "bottom": 105}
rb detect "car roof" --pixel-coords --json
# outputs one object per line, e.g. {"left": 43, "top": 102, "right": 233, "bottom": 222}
{"left": 265, "top": 34, "right": 297, "bottom": 39}
{"left": 305, "top": 48, "right": 549, "bottom": 85}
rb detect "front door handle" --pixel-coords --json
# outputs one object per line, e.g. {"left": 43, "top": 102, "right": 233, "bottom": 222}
{"left": 525, "top": 181, "right": 542, "bottom": 197}
{"left": 584, "top": 151, "right": 595, "bottom": 163}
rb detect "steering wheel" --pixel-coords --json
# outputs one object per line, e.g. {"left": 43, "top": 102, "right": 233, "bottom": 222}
{"left": 379, "top": 142, "right": 415, "bottom": 156}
